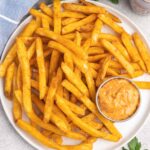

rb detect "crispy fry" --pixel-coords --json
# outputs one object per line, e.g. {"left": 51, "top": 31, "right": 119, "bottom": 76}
{"left": 14, "top": 90, "right": 22, "bottom": 105}
{"left": 61, "top": 11, "right": 86, "bottom": 18}
{"left": 91, "top": 18, "right": 103, "bottom": 44}
{"left": 107, "top": 68, "right": 119, "bottom": 76}
{"left": 133, "top": 32, "right": 150, "bottom": 73}
{"left": 134, "top": 81, "right": 150, "bottom": 89}
{"left": 101, "top": 39, "right": 135, "bottom": 77}
{"left": 61, "top": 62, "right": 89, "bottom": 96}
{"left": 99, "top": 33, "right": 120, "bottom": 42}
{"left": 36, "top": 28, "right": 87, "bottom": 59}
{"left": 82, "top": 38, "right": 91, "bottom": 52}
{"left": 62, "top": 14, "right": 96, "bottom": 34}
{"left": 98, "top": 14, "right": 124, "bottom": 34}
{"left": 96, "top": 55, "right": 111, "bottom": 86}
{"left": 64, "top": 53, "right": 74, "bottom": 70}
{"left": 16, "top": 38, "right": 32, "bottom": 114}
{"left": 88, "top": 54, "right": 109, "bottom": 62}
{"left": 44, "top": 71, "right": 61, "bottom": 123}
{"left": 74, "top": 31, "right": 82, "bottom": 46}
{"left": 62, "top": 3, "right": 106, "bottom": 14}
{"left": 29, "top": 9, "right": 52, "bottom": 25}
{"left": 27, "top": 41, "right": 36, "bottom": 60}
{"left": 36, "top": 38, "right": 47, "bottom": 99}
{"left": 106, "top": 12, "right": 121, "bottom": 23}
{"left": 51, "top": 134, "right": 62, "bottom": 145}
{"left": 39, "top": 2, "right": 53, "bottom": 17}
{"left": 121, "top": 32, "right": 146, "bottom": 71}
{"left": 54, "top": 0, "right": 61, "bottom": 34}
{"left": 4, "top": 63, "right": 15, "bottom": 98}
{"left": 62, "top": 18, "right": 79, "bottom": 26}
{"left": 77, "top": 23, "right": 94, "bottom": 32}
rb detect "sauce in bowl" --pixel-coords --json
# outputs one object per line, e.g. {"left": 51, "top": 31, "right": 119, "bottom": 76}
{"left": 96, "top": 77, "right": 140, "bottom": 122}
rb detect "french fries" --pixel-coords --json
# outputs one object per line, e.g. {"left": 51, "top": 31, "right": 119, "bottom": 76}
{"left": 2, "top": 0, "right": 150, "bottom": 149}
{"left": 62, "top": 14, "right": 97, "bottom": 34}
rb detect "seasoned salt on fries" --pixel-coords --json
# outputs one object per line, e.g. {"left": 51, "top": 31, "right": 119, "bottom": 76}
{"left": 1, "top": 0, "right": 150, "bottom": 149}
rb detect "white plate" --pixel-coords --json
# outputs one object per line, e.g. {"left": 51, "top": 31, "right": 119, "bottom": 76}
{"left": 0, "top": 0, "right": 150, "bottom": 150}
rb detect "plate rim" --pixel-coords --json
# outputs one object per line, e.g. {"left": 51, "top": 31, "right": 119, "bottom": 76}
{"left": 0, "top": 0, "right": 150, "bottom": 150}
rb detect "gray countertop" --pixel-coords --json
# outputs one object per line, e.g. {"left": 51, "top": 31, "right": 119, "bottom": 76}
{"left": 0, "top": 0, "right": 150, "bottom": 149}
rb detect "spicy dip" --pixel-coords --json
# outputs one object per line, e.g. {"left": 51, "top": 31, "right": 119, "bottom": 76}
{"left": 98, "top": 78, "right": 140, "bottom": 121}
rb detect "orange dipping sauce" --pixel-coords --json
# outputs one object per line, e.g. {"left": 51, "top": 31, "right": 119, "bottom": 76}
{"left": 98, "top": 78, "right": 140, "bottom": 121}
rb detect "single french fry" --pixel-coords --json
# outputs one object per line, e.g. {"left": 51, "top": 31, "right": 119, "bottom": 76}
{"left": 74, "top": 31, "right": 82, "bottom": 47}
{"left": 88, "top": 54, "right": 109, "bottom": 62}
{"left": 4, "top": 63, "right": 15, "bottom": 98}
{"left": 0, "top": 20, "right": 38, "bottom": 77}
{"left": 101, "top": 39, "right": 135, "bottom": 77}
{"left": 36, "top": 38, "right": 47, "bottom": 99}
{"left": 62, "top": 80, "right": 122, "bottom": 139}
{"left": 134, "top": 81, "right": 150, "bottom": 89}
{"left": 36, "top": 28, "right": 87, "bottom": 59}
{"left": 121, "top": 32, "right": 146, "bottom": 71}
{"left": 62, "top": 3, "right": 106, "bottom": 14}
{"left": 98, "top": 14, "right": 124, "bottom": 34}
{"left": 17, "top": 120, "right": 66, "bottom": 150}
{"left": 96, "top": 55, "right": 111, "bottom": 86}
{"left": 49, "top": 50, "right": 60, "bottom": 84}
{"left": 112, "top": 41, "right": 131, "bottom": 62}
{"left": 54, "top": 0, "right": 61, "bottom": 34}
{"left": 61, "top": 11, "right": 86, "bottom": 18}
{"left": 44, "top": 72, "right": 60, "bottom": 123}
{"left": 12, "top": 65, "right": 22, "bottom": 122}
{"left": 91, "top": 67, "right": 98, "bottom": 79}
{"left": 79, "top": 0, "right": 95, "bottom": 6}
{"left": 132, "top": 70, "right": 144, "bottom": 78}
{"left": 16, "top": 38, "right": 32, "bottom": 114}
{"left": 91, "top": 18, "right": 103, "bottom": 44}
{"left": 77, "top": 23, "right": 94, "bottom": 32}
{"left": 85, "top": 69, "right": 96, "bottom": 101}
{"left": 88, "top": 47, "right": 104, "bottom": 55}
{"left": 14, "top": 90, "right": 22, "bottom": 105}
{"left": 29, "top": 9, "right": 52, "bottom": 25}
{"left": 56, "top": 94, "right": 119, "bottom": 141}
{"left": 42, "top": 18, "right": 50, "bottom": 29}
{"left": 109, "top": 60, "right": 122, "bottom": 69}
{"left": 39, "top": 2, "right": 53, "bottom": 17}
{"left": 62, "top": 14, "right": 96, "bottom": 34}
{"left": 61, "top": 62, "right": 89, "bottom": 96}
{"left": 133, "top": 33, "right": 150, "bottom": 73}
{"left": 62, "top": 18, "right": 79, "bottom": 26}
{"left": 99, "top": 33, "right": 120, "bottom": 42}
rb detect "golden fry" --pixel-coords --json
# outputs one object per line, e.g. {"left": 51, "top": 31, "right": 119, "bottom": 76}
{"left": 134, "top": 81, "right": 150, "bottom": 89}
{"left": 62, "top": 18, "right": 79, "bottom": 26}
{"left": 98, "top": 14, "right": 124, "bottom": 34}
{"left": 62, "top": 3, "right": 106, "bottom": 14}
{"left": 133, "top": 32, "right": 150, "bottom": 73}
{"left": 16, "top": 38, "right": 32, "bottom": 114}
{"left": 4, "top": 63, "right": 15, "bottom": 97}
{"left": 54, "top": 0, "right": 61, "bottom": 34}
{"left": 42, "top": 18, "right": 50, "bottom": 29}
{"left": 91, "top": 18, "right": 103, "bottom": 44}
{"left": 61, "top": 11, "right": 86, "bottom": 18}
{"left": 36, "top": 38, "right": 47, "bottom": 99}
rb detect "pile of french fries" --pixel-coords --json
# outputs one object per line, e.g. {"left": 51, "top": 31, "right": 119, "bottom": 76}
{"left": 1, "top": 0, "right": 150, "bottom": 149}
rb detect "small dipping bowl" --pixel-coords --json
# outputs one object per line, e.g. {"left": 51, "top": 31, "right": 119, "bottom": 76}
{"left": 96, "top": 77, "right": 141, "bottom": 122}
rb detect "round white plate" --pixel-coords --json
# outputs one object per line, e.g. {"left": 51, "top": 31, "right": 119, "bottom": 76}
{"left": 0, "top": 0, "right": 150, "bottom": 150}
